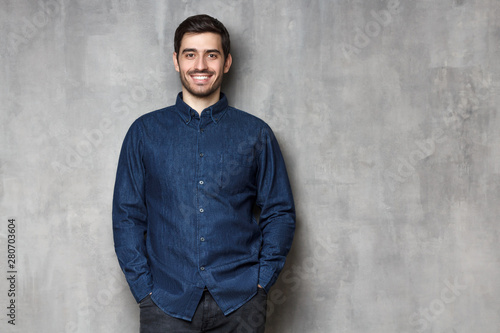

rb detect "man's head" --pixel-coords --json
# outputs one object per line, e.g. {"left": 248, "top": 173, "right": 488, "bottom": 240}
{"left": 173, "top": 15, "right": 232, "bottom": 105}
{"left": 174, "top": 14, "right": 230, "bottom": 61}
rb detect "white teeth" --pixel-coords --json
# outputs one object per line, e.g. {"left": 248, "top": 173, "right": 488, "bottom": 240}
{"left": 193, "top": 76, "right": 209, "bottom": 79}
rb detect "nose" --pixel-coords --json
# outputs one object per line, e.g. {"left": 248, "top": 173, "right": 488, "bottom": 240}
{"left": 194, "top": 56, "right": 208, "bottom": 71}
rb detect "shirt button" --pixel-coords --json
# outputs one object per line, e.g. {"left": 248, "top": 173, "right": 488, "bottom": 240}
{"left": 199, "top": 208, "right": 204, "bottom": 213}
{"left": 200, "top": 267, "right": 205, "bottom": 271}
{"left": 200, "top": 237, "right": 205, "bottom": 242}
{"left": 199, "top": 153, "right": 204, "bottom": 157}
{"left": 199, "top": 180, "right": 204, "bottom": 185}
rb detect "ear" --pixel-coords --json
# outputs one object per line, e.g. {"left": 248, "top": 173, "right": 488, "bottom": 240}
{"left": 173, "top": 52, "right": 180, "bottom": 72}
{"left": 223, "top": 53, "right": 232, "bottom": 73}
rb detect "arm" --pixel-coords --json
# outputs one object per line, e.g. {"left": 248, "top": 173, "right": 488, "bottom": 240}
{"left": 255, "top": 126, "right": 296, "bottom": 292}
{"left": 112, "top": 119, "right": 153, "bottom": 302}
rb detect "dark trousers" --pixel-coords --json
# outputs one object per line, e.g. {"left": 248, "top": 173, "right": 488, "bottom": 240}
{"left": 140, "top": 289, "right": 267, "bottom": 333}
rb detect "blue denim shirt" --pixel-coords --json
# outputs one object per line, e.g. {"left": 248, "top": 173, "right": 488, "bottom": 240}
{"left": 112, "top": 93, "right": 295, "bottom": 321}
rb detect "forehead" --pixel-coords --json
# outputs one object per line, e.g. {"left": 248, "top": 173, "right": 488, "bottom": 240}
{"left": 179, "top": 32, "right": 223, "bottom": 51}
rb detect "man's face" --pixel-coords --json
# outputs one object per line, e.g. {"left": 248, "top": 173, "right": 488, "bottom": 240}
{"left": 173, "top": 32, "right": 232, "bottom": 100}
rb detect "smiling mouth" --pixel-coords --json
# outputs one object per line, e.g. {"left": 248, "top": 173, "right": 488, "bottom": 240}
{"left": 192, "top": 75, "right": 210, "bottom": 80}
{"left": 189, "top": 71, "right": 214, "bottom": 82}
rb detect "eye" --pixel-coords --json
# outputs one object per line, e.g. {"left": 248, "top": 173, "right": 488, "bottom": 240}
{"left": 208, "top": 53, "right": 218, "bottom": 59}
{"left": 185, "top": 53, "right": 195, "bottom": 58}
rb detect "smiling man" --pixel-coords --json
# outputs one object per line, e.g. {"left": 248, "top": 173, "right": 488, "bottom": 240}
{"left": 113, "top": 14, "right": 295, "bottom": 333}
{"left": 174, "top": 31, "right": 231, "bottom": 104}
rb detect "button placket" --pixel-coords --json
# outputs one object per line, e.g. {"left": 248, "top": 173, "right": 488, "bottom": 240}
{"left": 196, "top": 119, "right": 211, "bottom": 279}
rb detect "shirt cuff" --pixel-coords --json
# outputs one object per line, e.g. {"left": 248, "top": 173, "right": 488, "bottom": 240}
{"left": 129, "top": 272, "right": 154, "bottom": 303}
{"left": 258, "top": 266, "right": 275, "bottom": 293}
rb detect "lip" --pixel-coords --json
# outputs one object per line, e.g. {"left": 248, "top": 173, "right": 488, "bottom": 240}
{"left": 189, "top": 74, "right": 212, "bottom": 84}
{"left": 189, "top": 71, "right": 214, "bottom": 84}
{"left": 191, "top": 75, "right": 211, "bottom": 79}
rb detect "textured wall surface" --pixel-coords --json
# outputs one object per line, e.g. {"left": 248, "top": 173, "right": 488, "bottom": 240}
{"left": 1, "top": 0, "right": 500, "bottom": 332}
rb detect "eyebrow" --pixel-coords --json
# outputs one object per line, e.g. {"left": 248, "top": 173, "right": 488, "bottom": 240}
{"left": 181, "top": 48, "right": 222, "bottom": 55}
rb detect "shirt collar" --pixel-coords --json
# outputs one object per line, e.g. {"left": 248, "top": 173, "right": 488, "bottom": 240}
{"left": 175, "top": 92, "right": 229, "bottom": 125}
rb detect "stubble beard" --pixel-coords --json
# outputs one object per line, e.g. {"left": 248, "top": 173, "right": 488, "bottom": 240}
{"left": 180, "top": 70, "right": 223, "bottom": 99}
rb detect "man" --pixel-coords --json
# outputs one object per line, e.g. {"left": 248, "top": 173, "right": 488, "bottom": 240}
{"left": 113, "top": 14, "right": 295, "bottom": 332}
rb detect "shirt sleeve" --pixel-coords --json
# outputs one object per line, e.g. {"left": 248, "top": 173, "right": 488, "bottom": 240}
{"left": 112, "top": 119, "right": 153, "bottom": 302}
{"left": 255, "top": 125, "right": 296, "bottom": 292}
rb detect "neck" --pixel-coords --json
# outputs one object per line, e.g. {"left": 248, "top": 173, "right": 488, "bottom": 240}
{"left": 182, "top": 89, "right": 220, "bottom": 114}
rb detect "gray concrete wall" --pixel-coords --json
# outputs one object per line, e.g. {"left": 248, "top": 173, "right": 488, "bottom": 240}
{"left": 1, "top": 0, "right": 499, "bottom": 332}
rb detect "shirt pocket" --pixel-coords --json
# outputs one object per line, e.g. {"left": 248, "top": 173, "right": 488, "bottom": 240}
{"left": 219, "top": 152, "right": 256, "bottom": 194}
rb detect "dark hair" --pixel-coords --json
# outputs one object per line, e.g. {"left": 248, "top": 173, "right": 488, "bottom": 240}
{"left": 174, "top": 14, "right": 230, "bottom": 60}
